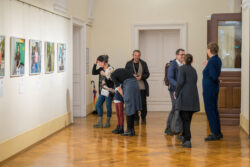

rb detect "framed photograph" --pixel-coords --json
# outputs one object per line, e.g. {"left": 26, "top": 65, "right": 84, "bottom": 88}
{"left": 29, "top": 40, "right": 42, "bottom": 75}
{"left": 0, "top": 36, "right": 5, "bottom": 77}
{"left": 57, "top": 43, "right": 66, "bottom": 72}
{"left": 10, "top": 37, "right": 25, "bottom": 77}
{"left": 44, "top": 42, "right": 55, "bottom": 74}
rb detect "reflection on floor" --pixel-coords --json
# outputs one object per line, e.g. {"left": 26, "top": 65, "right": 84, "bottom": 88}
{"left": 2, "top": 112, "right": 250, "bottom": 167}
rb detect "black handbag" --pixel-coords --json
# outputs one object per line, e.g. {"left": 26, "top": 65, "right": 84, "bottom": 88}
{"left": 170, "top": 110, "right": 183, "bottom": 135}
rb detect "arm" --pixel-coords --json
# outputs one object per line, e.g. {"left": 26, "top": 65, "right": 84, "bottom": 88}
{"left": 208, "top": 60, "right": 221, "bottom": 82}
{"left": 167, "top": 63, "right": 177, "bottom": 87}
{"left": 116, "top": 86, "right": 123, "bottom": 97}
{"left": 92, "top": 64, "right": 102, "bottom": 75}
{"left": 141, "top": 62, "right": 150, "bottom": 80}
{"left": 175, "top": 67, "right": 185, "bottom": 98}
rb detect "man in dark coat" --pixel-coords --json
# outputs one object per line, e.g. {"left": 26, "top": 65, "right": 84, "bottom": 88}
{"left": 125, "top": 50, "right": 150, "bottom": 125}
{"left": 165, "top": 49, "right": 185, "bottom": 135}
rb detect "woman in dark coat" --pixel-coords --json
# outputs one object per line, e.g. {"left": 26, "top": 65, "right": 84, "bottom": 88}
{"left": 203, "top": 42, "right": 223, "bottom": 141}
{"left": 111, "top": 68, "right": 142, "bottom": 136}
{"left": 175, "top": 54, "right": 200, "bottom": 148}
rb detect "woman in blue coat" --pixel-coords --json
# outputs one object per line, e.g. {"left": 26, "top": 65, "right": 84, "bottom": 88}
{"left": 203, "top": 42, "right": 223, "bottom": 141}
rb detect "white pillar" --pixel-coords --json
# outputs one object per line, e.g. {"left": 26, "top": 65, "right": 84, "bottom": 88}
{"left": 240, "top": 0, "right": 250, "bottom": 134}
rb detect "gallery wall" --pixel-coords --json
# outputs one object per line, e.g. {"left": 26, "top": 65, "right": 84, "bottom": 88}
{"left": 0, "top": 0, "right": 70, "bottom": 143}
{"left": 89, "top": 0, "right": 240, "bottom": 111}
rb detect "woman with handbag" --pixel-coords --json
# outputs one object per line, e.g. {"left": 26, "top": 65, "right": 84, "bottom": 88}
{"left": 93, "top": 55, "right": 115, "bottom": 128}
{"left": 175, "top": 54, "right": 200, "bottom": 148}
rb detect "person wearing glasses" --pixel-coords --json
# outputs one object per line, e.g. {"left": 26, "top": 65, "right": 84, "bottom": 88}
{"left": 165, "top": 49, "right": 185, "bottom": 136}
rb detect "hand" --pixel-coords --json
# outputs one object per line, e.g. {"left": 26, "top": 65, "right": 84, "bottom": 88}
{"left": 136, "top": 75, "right": 142, "bottom": 81}
{"left": 203, "top": 60, "right": 208, "bottom": 66}
{"left": 109, "top": 88, "right": 115, "bottom": 93}
{"left": 173, "top": 92, "right": 176, "bottom": 100}
{"left": 133, "top": 74, "right": 138, "bottom": 78}
{"left": 100, "top": 71, "right": 105, "bottom": 76}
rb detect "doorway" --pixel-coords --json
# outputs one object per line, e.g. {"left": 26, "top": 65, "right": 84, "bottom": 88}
{"left": 133, "top": 23, "right": 187, "bottom": 111}
{"left": 71, "top": 18, "right": 87, "bottom": 121}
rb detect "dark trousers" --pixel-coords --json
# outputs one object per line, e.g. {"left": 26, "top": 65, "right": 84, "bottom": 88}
{"left": 180, "top": 111, "right": 194, "bottom": 141}
{"left": 135, "top": 90, "right": 147, "bottom": 121}
{"left": 166, "top": 91, "right": 176, "bottom": 131}
{"left": 203, "top": 89, "right": 221, "bottom": 135}
{"left": 126, "top": 114, "right": 135, "bottom": 130}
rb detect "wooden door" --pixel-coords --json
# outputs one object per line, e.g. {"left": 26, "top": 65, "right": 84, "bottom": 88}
{"left": 208, "top": 13, "right": 242, "bottom": 126}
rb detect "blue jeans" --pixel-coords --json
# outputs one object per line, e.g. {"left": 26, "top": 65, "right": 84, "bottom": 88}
{"left": 96, "top": 94, "right": 112, "bottom": 117}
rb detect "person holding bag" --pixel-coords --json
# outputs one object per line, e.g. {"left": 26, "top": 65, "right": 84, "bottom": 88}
{"left": 175, "top": 54, "right": 200, "bottom": 148}
{"left": 93, "top": 55, "right": 115, "bottom": 128}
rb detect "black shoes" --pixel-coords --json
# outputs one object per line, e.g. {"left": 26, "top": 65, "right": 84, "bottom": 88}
{"left": 218, "top": 133, "right": 223, "bottom": 139}
{"left": 134, "top": 120, "right": 139, "bottom": 126}
{"left": 121, "top": 129, "right": 135, "bottom": 136}
{"left": 205, "top": 133, "right": 223, "bottom": 141}
{"left": 182, "top": 141, "right": 192, "bottom": 148}
{"left": 177, "top": 135, "right": 184, "bottom": 143}
{"left": 165, "top": 129, "right": 174, "bottom": 136}
{"left": 141, "top": 118, "right": 146, "bottom": 125}
{"left": 112, "top": 126, "right": 124, "bottom": 134}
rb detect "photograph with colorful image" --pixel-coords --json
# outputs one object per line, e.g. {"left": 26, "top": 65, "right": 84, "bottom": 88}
{"left": 57, "top": 43, "right": 66, "bottom": 72}
{"left": 10, "top": 37, "right": 25, "bottom": 77}
{"left": 45, "top": 42, "right": 55, "bottom": 73}
{"left": 30, "top": 40, "right": 42, "bottom": 75}
{"left": 0, "top": 36, "right": 5, "bottom": 77}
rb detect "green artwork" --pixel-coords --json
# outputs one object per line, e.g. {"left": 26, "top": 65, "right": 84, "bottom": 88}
{"left": 45, "top": 42, "right": 55, "bottom": 73}
{"left": 0, "top": 36, "right": 5, "bottom": 77}
{"left": 11, "top": 37, "right": 25, "bottom": 77}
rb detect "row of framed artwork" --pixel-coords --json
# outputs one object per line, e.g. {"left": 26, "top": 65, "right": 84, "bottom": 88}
{"left": 0, "top": 36, "right": 66, "bottom": 77}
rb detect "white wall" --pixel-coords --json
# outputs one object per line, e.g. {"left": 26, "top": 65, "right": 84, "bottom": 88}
{"left": 0, "top": 0, "right": 74, "bottom": 143}
{"left": 90, "top": 0, "right": 235, "bottom": 109}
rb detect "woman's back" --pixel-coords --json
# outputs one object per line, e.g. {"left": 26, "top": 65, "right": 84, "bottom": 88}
{"left": 176, "top": 64, "right": 200, "bottom": 112}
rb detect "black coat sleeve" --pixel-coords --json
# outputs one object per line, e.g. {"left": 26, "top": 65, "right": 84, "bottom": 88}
{"left": 111, "top": 71, "right": 120, "bottom": 87}
{"left": 125, "top": 62, "right": 130, "bottom": 70}
{"left": 176, "top": 67, "right": 185, "bottom": 98}
{"left": 141, "top": 61, "right": 150, "bottom": 80}
{"left": 92, "top": 64, "right": 102, "bottom": 75}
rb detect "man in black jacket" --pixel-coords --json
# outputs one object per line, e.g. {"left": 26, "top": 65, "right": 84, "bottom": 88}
{"left": 125, "top": 50, "right": 150, "bottom": 125}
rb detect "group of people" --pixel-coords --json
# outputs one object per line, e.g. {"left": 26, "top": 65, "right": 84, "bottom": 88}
{"left": 92, "top": 50, "right": 149, "bottom": 136}
{"left": 165, "top": 42, "right": 223, "bottom": 148}
{"left": 92, "top": 42, "right": 223, "bottom": 148}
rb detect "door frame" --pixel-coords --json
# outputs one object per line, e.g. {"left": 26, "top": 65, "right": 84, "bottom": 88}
{"left": 132, "top": 23, "right": 187, "bottom": 50}
{"left": 70, "top": 17, "right": 87, "bottom": 123}
{"left": 209, "top": 13, "right": 242, "bottom": 43}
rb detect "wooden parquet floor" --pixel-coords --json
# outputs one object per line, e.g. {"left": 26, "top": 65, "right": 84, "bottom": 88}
{"left": 1, "top": 112, "right": 250, "bottom": 167}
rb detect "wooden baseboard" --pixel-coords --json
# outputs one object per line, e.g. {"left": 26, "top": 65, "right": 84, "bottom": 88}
{"left": 0, "top": 112, "right": 71, "bottom": 163}
{"left": 240, "top": 114, "right": 249, "bottom": 135}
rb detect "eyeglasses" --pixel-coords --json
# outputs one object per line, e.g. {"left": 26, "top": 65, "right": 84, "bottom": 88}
{"left": 179, "top": 54, "right": 185, "bottom": 56}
